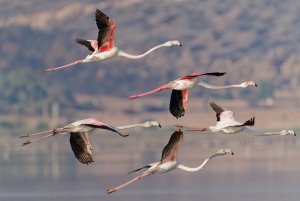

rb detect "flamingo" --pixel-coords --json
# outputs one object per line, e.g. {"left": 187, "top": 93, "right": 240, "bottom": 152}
{"left": 129, "top": 72, "right": 257, "bottom": 118}
{"left": 106, "top": 129, "right": 234, "bottom": 194}
{"left": 19, "top": 119, "right": 161, "bottom": 164}
{"left": 176, "top": 101, "right": 296, "bottom": 136}
{"left": 45, "top": 9, "right": 181, "bottom": 72}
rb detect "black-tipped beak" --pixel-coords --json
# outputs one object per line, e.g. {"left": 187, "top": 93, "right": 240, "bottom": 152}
{"left": 179, "top": 43, "right": 183, "bottom": 47}
{"left": 231, "top": 152, "right": 234, "bottom": 155}
{"left": 158, "top": 124, "right": 162, "bottom": 128}
{"left": 255, "top": 83, "right": 258, "bottom": 87}
{"left": 294, "top": 132, "right": 296, "bottom": 136}
{"left": 118, "top": 132, "right": 129, "bottom": 137}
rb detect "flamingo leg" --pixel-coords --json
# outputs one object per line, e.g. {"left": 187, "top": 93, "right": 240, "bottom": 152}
{"left": 21, "top": 129, "right": 67, "bottom": 146}
{"left": 106, "top": 172, "right": 151, "bottom": 194}
{"left": 174, "top": 125, "right": 208, "bottom": 132}
{"left": 18, "top": 127, "right": 65, "bottom": 138}
{"left": 18, "top": 129, "right": 55, "bottom": 138}
{"left": 44, "top": 60, "right": 83, "bottom": 72}
{"left": 128, "top": 85, "right": 171, "bottom": 99}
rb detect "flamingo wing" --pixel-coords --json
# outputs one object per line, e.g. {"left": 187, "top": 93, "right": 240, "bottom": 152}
{"left": 95, "top": 9, "right": 116, "bottom": 49}
{"left": 180, "top": 72, "right": 226, "bottom": 80}
{"left": 161, "top": 130, "right": 184, "bottom": 163}
{"left": 75, "top": 38, "right": 95, "bottom": 52}
{"left": 69, "top": 132, "right": 94, "bottom": 164}
{"left": 84, "top": 124, "right": 128, "bottom": 137}
{"left": 210, "top": 101, "right": 226, "bottom": 121}
{"left": 169, "top": 89, "right": 189, "bottom": 118}
{"left": 240, "top": 117, "right": 255, "bottom": 127}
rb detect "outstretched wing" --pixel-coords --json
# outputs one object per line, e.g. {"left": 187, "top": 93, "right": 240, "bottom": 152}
{"left": 69, "top": 132, "right": 94, "bottom": 165}
{"left": 240, "top": 117, "right": 255, "bottom": 127}
{"left": 169, "top": 89, "right": 189, "bottom": 118}
{"left": 127, "top": 165, "right": 151, "bottom": 174}
{"left": 210, "top": 101, "right": 226, "bottom": 121}
{"left": 180, "top": 72, "right": 226, "bottom": 80}
{"left": 95, "top": 9, "right": 116, "bottom": 50}
{"left": 161, "top": 130, "right": 184, "bottom": 163}
{"left": 83, "top": 123, "right": 129, "bottom": 137}
{"left": 75, "top": 38, "right": 95, "bottom": 52}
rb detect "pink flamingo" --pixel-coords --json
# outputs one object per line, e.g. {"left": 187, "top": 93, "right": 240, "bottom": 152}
{"left": 129, "top": 72, "right": 257, "bottom": 118}
{"left": 45, "top": 9, "right": 181, "bottom": 72}
{"left": 19, "top": 119, "right": 161, "bottom": 164}
{"left": 176, "top": 101, "right": 296, "bottom": 136}
{"left": 106, "top": 129, "right": 233, "bottom": 194}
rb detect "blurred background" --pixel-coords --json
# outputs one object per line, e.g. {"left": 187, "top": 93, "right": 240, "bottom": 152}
{"left": 0, "top": 0, "right": 300, "bottom": 200}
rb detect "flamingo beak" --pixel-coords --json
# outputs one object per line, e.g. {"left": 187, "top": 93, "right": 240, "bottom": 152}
{"left": 255, "top": 83, "right": 258, "bottom": 87}
{"left": 179, "top": 43, "right": 183, "bottom": 47}
{"left": 158, "top": 123, "right": 162, "bottom": 128}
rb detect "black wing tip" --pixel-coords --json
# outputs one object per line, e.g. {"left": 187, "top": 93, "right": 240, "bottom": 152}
{"left": 210, "top": 101, "right": 219, "bottom": 108}
{"left": 212, "top": 72, "right": 226, "bottom": 76}
{"left": 242, "top": 117, "right": 255, "bottom": 127}
{"left": 95, "top": 9, "right": 109, "bottom": 19}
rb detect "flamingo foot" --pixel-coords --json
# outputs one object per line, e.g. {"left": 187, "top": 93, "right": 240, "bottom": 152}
{"left": 22, "top": 141, "right": 31, "bottom": 146}
{"left": 44, "top": 60, "right": 82, "bottom": 72}
{"left": 19, "top": 134, "right": 30, "bottom": 138}
{"left": 106, "top": 188, "right": 116, "bottom": 194}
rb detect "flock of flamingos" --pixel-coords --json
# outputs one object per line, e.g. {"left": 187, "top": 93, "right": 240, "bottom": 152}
{"left": 18, "top": 9, "right": 296, "bottom": 194}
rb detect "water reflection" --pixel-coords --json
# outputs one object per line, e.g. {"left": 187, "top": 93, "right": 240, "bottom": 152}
{"left": 0, "top": 132, "right": 299, "bottom": 201}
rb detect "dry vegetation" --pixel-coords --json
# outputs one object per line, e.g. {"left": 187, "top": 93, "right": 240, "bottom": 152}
{"left": 0, "top": 0, "right": 299, "bottom": 131}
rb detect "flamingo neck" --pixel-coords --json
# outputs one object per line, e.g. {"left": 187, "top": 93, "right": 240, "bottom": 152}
{"left": 117, "top": 43, "right": 170, "bottom": 59}
{"left": 177, "top": 152, "right": 225, "bottom": 172}
{"left": 177, "top": 159, "right": 210, "bottom": 172}
{"left": 243, "top": 127, "right": 293, "bottom": 136}
{"left": 116, "top": 123, "right": 146, "bottom": 130}
{"left": 198, "top": 81, "right": 243, "bottom": 89}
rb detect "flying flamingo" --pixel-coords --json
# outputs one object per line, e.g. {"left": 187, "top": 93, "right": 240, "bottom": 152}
{"left": 19, "top": 119, "right": 161, "bottom": 164}
{"left": 106, "top": 129, "right": 234, "bottom": 194}
{"left": 129, "top": 72, "right": 257, "bottom": 118}
{"left": 45, "top": 9, "right": 181, "bottom": 72}
{"left": 176, "top": 101, "right": 296, "bottom": 136}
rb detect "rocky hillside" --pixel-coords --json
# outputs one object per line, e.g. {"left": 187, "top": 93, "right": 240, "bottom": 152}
{"left": 0, "top": 0, "right": 299, "bottom": 112}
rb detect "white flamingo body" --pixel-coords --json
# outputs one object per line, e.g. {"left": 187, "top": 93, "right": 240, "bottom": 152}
{"left": 177, "top": 102, "right": 296, "bottom": 136}
{"left": 170, "top": 79, "right": 198, "bottom": 90}
{"left": 129, "top": 71, "right": 257, "bottom": 118}
{"left": 106, "top": 130, "right": 233, "bottom": 194}
{"left": 45, "top": 9, "right": 181, "bottom": 72}
{"left": 19, "top": 119, "right": 161, "bottom": 164}
{"left": 147, "top": 161, "right": 179, "bottom": 174}
{"left": 83, "top": 47, "right": 119, "bottom": 62}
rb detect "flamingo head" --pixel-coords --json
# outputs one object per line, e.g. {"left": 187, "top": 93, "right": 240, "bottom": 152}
{"left": 240, "top": 81, "right": 258, "bottom": 88}
{"left": 164, "top": 40, "right": 182, "bottom": 47}
{"left": 280, "top": 130, "right": 296, "bottom": 136}
{"left": 143, "top": 121, "right": 162, "bottom": 128}
{"left": 216, "top": 149, "right": 234, "bottom": 156}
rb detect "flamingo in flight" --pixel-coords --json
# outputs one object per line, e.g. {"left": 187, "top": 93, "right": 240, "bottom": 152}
{"left": 129, "top": 72, "right": 257, "bottom": 118}
{"left": 106, "top": 129, "right": 234, "bottom": 194}
{"left": 45, "top": 9, "right": 181, "bottom": 72}
{"left": 19, "top": 119, "right": 161, "bottom": 164}
{"left": 176, "top": 101, "right": 296, "bottom": 136}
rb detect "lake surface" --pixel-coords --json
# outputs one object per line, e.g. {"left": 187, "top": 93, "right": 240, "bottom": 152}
{"left": 0, "top": 131, "right": 299, "bottom": 201}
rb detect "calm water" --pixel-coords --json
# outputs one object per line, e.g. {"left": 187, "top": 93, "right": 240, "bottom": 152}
{"left": 0, "top": 132, "right": 299, "bottom": 201}
{"left": 1, "top": 173, "right": 300, "bottom": 201}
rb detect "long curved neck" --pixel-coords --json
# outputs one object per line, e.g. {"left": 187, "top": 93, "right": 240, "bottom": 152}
{"left": 198, "top": 81, "right": 244, "bottom": 89}
{"left": 243, "top": 127, "right": 285, "bottom": 136}
{"left": 116, "top": 123, "right": 146, "bottom": 130}
{"left": 177, "top": 153, "right": 221, "bottom": 172}
{"left": 117, "top": 43, "right": 169, "bottom": 59}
